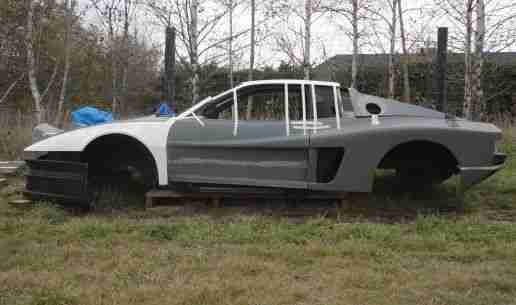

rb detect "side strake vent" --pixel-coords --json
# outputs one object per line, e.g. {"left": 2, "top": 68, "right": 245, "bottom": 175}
{"left": 316, "top": 148, "right": 345, "bottom": 183}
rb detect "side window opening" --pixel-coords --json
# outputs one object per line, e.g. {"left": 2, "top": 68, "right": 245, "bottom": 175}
{"left": 340, "top": 89, "right": 354, "bottom": 113}
{"left": 202, "top": 92, "right": 234, "bottom": 119}
{"left": 286, "top": 84, "right": 304, "bottom": 121}
{"left": 201, "top": 83, "right": 345, "bottom": 122}
{"left": 314, "top": 85, "right": 336, "bottom": 119}
{"left": 237, "top": 84, "right": 285, "bottom": 121}
{"left": 305, "top": 85, "right": 314, "bottom": 120}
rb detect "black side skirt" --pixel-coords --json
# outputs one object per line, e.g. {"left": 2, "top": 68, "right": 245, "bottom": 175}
{"left": 25, "top": 160, "right": 90, "bottom": 204}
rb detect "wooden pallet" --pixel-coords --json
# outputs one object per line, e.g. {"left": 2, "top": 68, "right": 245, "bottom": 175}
{"left": 0, "top": 161, "right": 25, "bottom": 175}
{"left": 145, "top": 187, "right": 353, "bottom": 209}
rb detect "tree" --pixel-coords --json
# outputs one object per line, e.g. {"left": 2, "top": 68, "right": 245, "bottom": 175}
{"left": 90, "top": 0, "right": 135, "bottom": 116}
{"left": 273, "top": 0, "right": 327, "bottom": 80}
{"left": 387, "top": 0, "right": 397, "bottom": 99}
{"left": 398, "top": 0, "right": 410, "bottom": 102}
{"left": 363, "top": 0, "right": 398, "bottom": 98}
{"left": 323, "top": 0, "right": 374, "bottom": 88}
{"left": 222, "top": 0, "right": 238, "bottom": 87}
{"left": 26, "top": 0, "right": 43, "bottom": 123}
{"left": 25, "top": 0, "right": 59, "bottom": 123}
{"left": 55, "top": 0, "right": 76, "bottom": 126}
{"left": 471, "top": 0, "right": 485, "bottom": 120}
{"left": 246, "top": 0, "right": 256, "bottom": 119}
{"left": 0, "top": 74, "right": 25, "bottom": 105}
{"left": 436, "top": 0, "right": 516, "bottom": 119}
{"left": 146, "top": 0, "right": 249, "bottom": 104}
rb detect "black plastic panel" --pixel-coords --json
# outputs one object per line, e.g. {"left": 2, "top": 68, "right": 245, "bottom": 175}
{"left": 25, "top": 160, "right": 89, "bottom": 203}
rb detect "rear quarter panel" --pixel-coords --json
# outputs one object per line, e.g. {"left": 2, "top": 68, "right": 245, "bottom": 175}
{"left": 309, "top": 117, "right": 500, "bottom": 192}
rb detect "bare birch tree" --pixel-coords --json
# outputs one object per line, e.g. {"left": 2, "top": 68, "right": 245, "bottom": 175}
{"left": 25, "top": 0, "right": 57, "bottom": 123}
{"left": 303, "top": 0, "right": 312, "bottom": 79}
{"left": 147, "top": 0, "right": 248, "bottom": 104}
{"left": 273, "top": 0, "right": 326, "bottom": 80}
{"left": 55, "top": 0, "right": 76, "bottom": 126}
{"left": 226, "top": 0, "right": 235, "bottom": 87}
{"left": 246, "top": 0, "right": 256, "bottom": 119}
{"left": 350, "top": 0, "right": 359, "bottom": 87}
{"left": 464, "top": 0, "right": 474, "bottom": 119}
{"left": 26, "top": 0, "right": 44, "bottom": 123}
{"left": 397, "top": 0, "right": 410, "bottom": 102}
{"left": 363, "top": 0, "right": 398, "bottom": 98}
{"left": 0, "top": 73, "right": 25, "bottom": 105}
{"left": 471, "top": 0, "right": 485, "bottom": 120}
{"left": 90, "top": 0, "right": 135, "bottom": 116}
{"left": 120, "top": 0, "right": 135, "bottom": 114}
{"left": 387, "top": 0, "right": 397, "bottom": 99}
{"left": 437, "top": 0, "right": 516, "bottom": 119}
{"left": 323, "top": 0, "right": 374, "bottom": 88}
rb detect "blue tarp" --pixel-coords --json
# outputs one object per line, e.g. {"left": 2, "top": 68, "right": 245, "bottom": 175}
{"left": 71, "top": 107, "right": 114, "bottom": 127}
{"left": 156, "top": 102, "right": 176, "bottom": 117}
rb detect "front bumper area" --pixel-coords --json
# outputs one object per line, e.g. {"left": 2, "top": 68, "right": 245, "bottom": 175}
{"left": 24, "top": 159, "right": 90, "bottom": 204}
{"left": 459, "top": 153, "right": 507, "bottom": 190}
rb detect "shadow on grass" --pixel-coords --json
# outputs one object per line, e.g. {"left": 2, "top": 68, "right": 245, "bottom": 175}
{"left": 7, "top": 171, "right": 496, "bottom": 224}
{"left": 123, "top": 172, "right": 469, "bottom": 224}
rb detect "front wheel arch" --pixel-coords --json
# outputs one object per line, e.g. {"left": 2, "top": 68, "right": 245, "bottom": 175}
{"left": 82, "top": 134, "right": 159, "bottom": 189}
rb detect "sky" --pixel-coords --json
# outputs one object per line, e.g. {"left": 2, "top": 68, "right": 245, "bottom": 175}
{"left": 77, "top": 0, "right": 516, "bottom": 69}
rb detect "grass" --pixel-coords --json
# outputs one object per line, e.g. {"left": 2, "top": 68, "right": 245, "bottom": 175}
{"left": 0, "top": 114, "right": 33, "bottom": 160}
{"left": 0, "top": 128, "right": 515, "bottom": 305}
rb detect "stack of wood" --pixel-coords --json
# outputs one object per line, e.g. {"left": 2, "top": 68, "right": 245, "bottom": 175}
{"left": 0, "top": 161, "right": 31, "bottom": 205}
{"left": 0, "top": 161, "right": 24, "bottom": 176}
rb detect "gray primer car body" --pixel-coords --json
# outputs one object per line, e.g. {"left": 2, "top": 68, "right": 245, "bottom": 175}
{"left": 166, "top": 81, "right": 504, "bottom": 193}
{"left": 23, "top": 80, "right": 505, "bottom": 203}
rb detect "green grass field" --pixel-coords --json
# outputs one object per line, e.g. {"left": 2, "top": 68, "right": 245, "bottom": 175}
{"left": 1, "top": 129, "right": 515, "bottom": 305}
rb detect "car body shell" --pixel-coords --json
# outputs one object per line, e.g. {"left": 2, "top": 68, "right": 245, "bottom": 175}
{"left": 24, "top": 79, "right": 505, "bottom": 202}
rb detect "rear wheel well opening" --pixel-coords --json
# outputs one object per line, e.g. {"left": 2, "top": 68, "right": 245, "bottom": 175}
{"left": 82, "top": 134, "right": 158, "bottom": 189}
{"left": 377, "top": 141, "right": 459, "bottom": 188}
{"left": 378, "top": 141, "right": 458, "bottom": 170}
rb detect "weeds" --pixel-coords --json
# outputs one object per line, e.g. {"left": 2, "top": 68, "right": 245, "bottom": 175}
{"left": 0, "top": 128, "right": 514, "bottom": 305}
{"left": 0, "top": 113, "right": 33, "bottom": 160}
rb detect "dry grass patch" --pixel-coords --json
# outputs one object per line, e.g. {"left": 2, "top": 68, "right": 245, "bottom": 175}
{"left": 0, "top": 128, "right": 515, "bottom": 304}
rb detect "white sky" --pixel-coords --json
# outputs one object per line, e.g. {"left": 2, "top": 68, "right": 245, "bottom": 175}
{"left": 78, "top": 0, "right": 516, "bottom": 69}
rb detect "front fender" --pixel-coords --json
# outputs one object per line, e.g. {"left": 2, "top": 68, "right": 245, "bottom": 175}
{"left": 24, "top": 121, "right": 173, "bottom": 186}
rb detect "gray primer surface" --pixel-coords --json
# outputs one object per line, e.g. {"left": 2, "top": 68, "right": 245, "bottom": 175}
{"left": 166, "top": 85, "right": 503, "bottom": 192}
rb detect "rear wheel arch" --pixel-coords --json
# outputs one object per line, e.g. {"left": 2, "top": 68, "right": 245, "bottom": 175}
{"left": 376, "top": 140, "right": 459, "bottom": 187}
{"left": 378, "top": 140, "right": 459, "bottom": 169}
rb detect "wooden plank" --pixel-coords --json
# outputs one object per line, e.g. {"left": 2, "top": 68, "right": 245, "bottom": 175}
{"left": 0, "top": 167, "right": 20, "bottom": 175}
{"left": 9, "top": 199, "right": 32, "bottom": 206}
{"left": 145, "top": 187, "right": 350, "bottom": 209}
{"left": 0, "top": 161, "right": 25, "bottom": 166}
{"left": 0, "top": 161, "right": 25, "bottom": 175}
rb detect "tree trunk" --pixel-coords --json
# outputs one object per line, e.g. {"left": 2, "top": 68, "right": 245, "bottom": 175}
{"left": 463, "top": 0, "right": 474, "bottom": 119}
{"left": 246, "top": 0, "right": 256, "bottom": 120}
{"left": 120, "top": 0, "right": 131, "bottom": 115}
{"left": 388, "top": 0, "right": 397, "bottom": 99}
{"left": 190, "top": 0, "right": 200, "bottom": 104}
{"left": 55, "top": 0, "right": 74, "bottom": 127}
{"left": 164, "top": 26, "right": 176, "bottom": 106}
{"left": 471, "top": 0, "right": 485, "bottom": 121}
{"left": 351, "top": 0, "right": 359, "bottom": 88}
{"left": 26, "top": 0, "right": 43, "bottom": 124}
{"left": 108, "top": 9, "right": 118, "bottom": 116}
{"left": 0, "top": 73, "right": 25, "bottom": 105}
{"left": 398, "top": 0, "right": 410, "bottom": 103}
{"left": 304, "top": 0, "right": 311, "bottom": 80}
{"left": 228, "top": 0, "right": 234, "bottom": 88}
